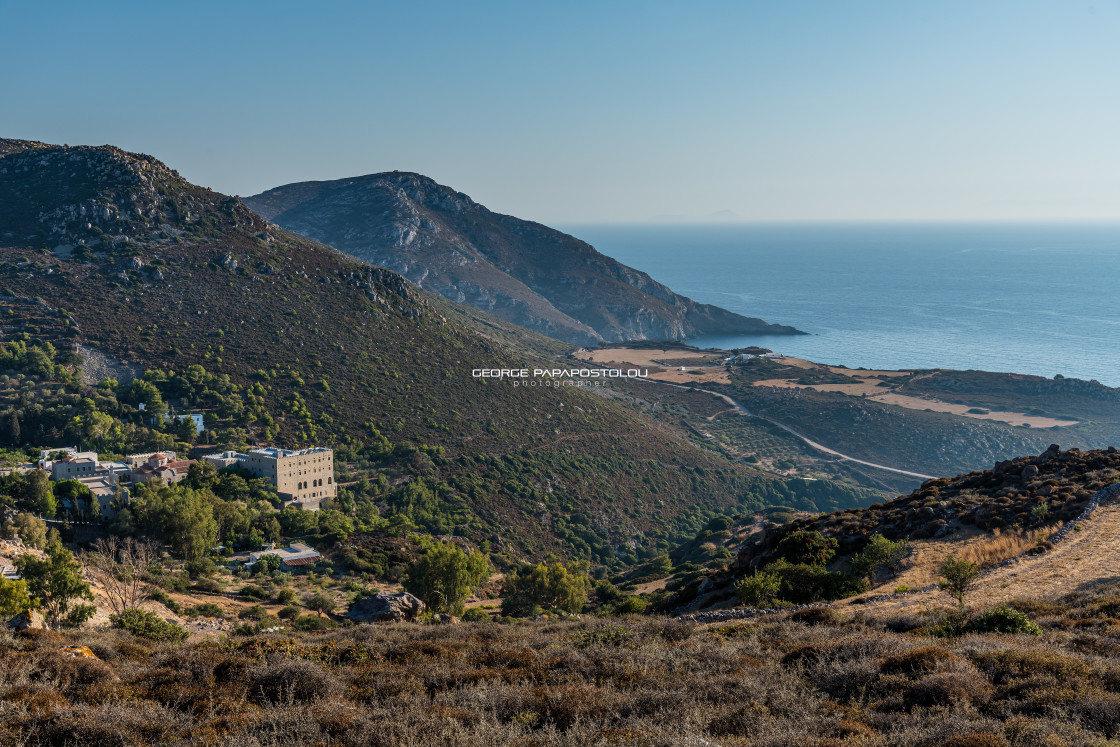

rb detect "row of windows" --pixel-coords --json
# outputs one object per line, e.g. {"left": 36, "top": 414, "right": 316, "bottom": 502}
{"left": 297, "top": 477, "right": 331, "bottom": 491}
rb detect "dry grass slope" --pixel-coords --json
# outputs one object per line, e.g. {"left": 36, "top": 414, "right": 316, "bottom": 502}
{"left": 4, "top": 591, "right": 1120, "bottom": 747}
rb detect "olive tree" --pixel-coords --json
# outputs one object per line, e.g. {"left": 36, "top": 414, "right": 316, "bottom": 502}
{"left": 939, "top": 555, "right": 981, "bottom": 611}
{"left": 500, "top": 558, "right": 591, "bottom": 617}
{"left": 17, "top": 541, "right": 94, "bottom": 629}
{"left": 404, "top": 540, "right": 489, "bottom": 616}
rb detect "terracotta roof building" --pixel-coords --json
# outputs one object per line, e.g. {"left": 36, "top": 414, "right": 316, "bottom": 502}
{"left": 247, "top": 542, "right": 322, "bottom": 569}
{"left": 132, "top": 453, "right": 195, "bottom": 485}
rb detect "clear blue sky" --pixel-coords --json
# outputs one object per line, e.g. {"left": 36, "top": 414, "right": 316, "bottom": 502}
{"left": 2, "top": 0, "right": 1119, "bottom": 223}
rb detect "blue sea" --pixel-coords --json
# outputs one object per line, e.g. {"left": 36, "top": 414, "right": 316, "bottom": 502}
{"left": 560, "top": 223, "right": 1120, "bottom": 387}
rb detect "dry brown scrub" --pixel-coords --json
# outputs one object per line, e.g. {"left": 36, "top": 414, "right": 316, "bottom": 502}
{"left": 3, "top": 594, "right": 1120, "bottom": 746}
{"left": 958, "top": 524, "right": 1062, "bottom": 569}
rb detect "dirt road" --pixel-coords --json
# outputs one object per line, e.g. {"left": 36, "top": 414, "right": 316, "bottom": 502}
{"left": 639, "top": 378, "right": 937, "bottom": 480}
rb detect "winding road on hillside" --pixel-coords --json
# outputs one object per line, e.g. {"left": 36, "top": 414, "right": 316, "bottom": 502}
{"left": 642, "top": 379, "right": 937, "bottom": 481}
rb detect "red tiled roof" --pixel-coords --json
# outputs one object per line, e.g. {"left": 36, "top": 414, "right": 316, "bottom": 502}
{"left": 281, "top": 556, "right": 319, "bottom": 567}
{"left": 135, "top": 459, "right": 195, "bottom": 477}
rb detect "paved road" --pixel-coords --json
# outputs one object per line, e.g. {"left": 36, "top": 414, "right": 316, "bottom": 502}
{"left": 644, "top": 379, "right": 937, "bottom": 481}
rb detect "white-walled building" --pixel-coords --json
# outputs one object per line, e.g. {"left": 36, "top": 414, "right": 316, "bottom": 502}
{"left": 201, "top": 450, "right": 247, "bottom": 469}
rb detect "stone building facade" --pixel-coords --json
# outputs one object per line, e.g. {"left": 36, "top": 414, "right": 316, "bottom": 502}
{"left": 243, "top": 447, "right": 335, "bottom": 507}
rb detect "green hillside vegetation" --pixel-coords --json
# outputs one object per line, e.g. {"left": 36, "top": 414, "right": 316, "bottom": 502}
{"left": 0, "top": 140, "right": 874, "bottom": 566}
{"left": 607, "top": 374, "right": 917, "bottom": 495}
{"left": 0, "top": 329, "right": 879, "bottom": 573}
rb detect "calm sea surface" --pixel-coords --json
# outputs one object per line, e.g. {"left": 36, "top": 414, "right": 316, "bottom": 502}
{"left": 560, "top": 223, "right": 1120, "bottom": 387}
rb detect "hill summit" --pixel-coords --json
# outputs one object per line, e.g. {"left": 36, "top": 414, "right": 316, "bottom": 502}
{"left": 1, "top": 136, "right": 859, "bottom": 562}
{"left": 245, "top": 172, "right": 803, "bottom": 345}
{"left": 0, "top": 140, "right": 272, "bottom": 249}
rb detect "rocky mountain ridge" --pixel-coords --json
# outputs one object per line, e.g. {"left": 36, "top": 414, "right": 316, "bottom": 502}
{"left": 0, "top": 136, "right": 835, "bottom": 561}
{"left": 0, "top": 140, "right": 268, "bottom": 250}
{"left": 245, "top": 172, "right": 804, "bottom": 346}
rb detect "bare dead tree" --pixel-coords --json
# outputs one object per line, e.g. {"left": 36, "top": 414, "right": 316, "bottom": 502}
{"left": 84, "top": 536, "right": 157, "bottom": 615}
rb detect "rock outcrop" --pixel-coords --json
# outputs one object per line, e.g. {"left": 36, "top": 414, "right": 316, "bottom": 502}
{"left": 0, "top": 138, "right": 266, "bottom": 250}
{"left": 7, "top": 610, "right": 45, "bottom": 632}
{"left": 347, "top": 592, "right": 426, "bottom": 623}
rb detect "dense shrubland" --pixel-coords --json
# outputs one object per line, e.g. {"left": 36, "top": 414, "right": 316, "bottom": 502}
{"left": 0, "top": 332, "right": 877, "bottom": 569}
{"left": 2, "top": 584, "right": 1120, "bottom": 746}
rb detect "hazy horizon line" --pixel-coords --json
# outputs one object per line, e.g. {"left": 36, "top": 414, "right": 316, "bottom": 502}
{"left": 556, "top": 217, "right": 1120, "bottom": 228}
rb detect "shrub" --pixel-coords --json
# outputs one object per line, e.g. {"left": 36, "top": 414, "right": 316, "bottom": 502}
{"left": 735, "top": 571, "right": 781, "bottom": 607}
{"left": 780, "top": 641, "right": 846, "bottom": 668}
{"left": 501, "top": 559, "right": 592, "bottom": 617}
{"left": 611, "top": 595, "right": 648, "bottom": 614}
{"left": 641, "top": 554, "right": 673, "bottom": 577}
{"left": 879, "top": 645, "right": 959, "bottom": 675}
{"left": 278, "top": 605, "right": 301, "bottom": 620}
{"left": 294, "top": 614, "right": 336, "bottom": 631}
{"left": 238, "top": 604, "right": 267, "bottom": 621}
{"left": 849, "top": 533, "right": 910, "bottom": 579}
{"left": 194, "top": 578, "right": 222, "bottom": 593}
{"left": 790, "top": 606, "right": 840, "bottom": 626}
{"left": 763, "top": 559, "right": 868, "bottom": 603}
{"left": 926, "top": 609, "right": 969, "bottom": 638}
{"left": 189, "top": 602, "right": 224, "bottom": 618}
{"left": 939, "top": 555, "right": 980, "bottom": 610}
{"left": 184, "top": 557, "right": 217, "bottom": 579}
{"left": 942, "top": 736, "right": 1009, "bottom": 747}
{"left": 461, "top": 607, "right": 491, "bottom": 622}
{"left": 63, "top": 603, "right": 96, "bottom": 629}
{"left": 302, "top": 592, "right": 335, "bottom": 617}
{"left": 147, "top": 589, "right": 181, "bottom": 614}
{"left": 275, "top": 587, "right": 297, "bottom": 605}
{"left": 0, "top": 577, "right": 32, "bottom": 617}
{"left": 403, "top": 539, "right": 489, "bottom": 615}
{"left": 706, "top": 515, "right": 734, "bottom": 531}
{"left": 970, "top": 648, "right": 1089, "bottom": 679}
{"left": 239, "top": 584, "right": 269, "bottom": 600}
{"left": 253, "top": 553, "right": 281, "bottom": 575}
{"left": 905, "top": 671, "right": 992, "bottom": 709}
{"left": 571, "top": 624, "right": 636, "bottom": 649}
{"left": 774, "top": 530, "right": 838, "bottom": 566}
{"left": 966, "top": 605, "right": 1043, "bottom": 636}
{"left": 247, "top": 658, "right": 343, "bottom": 703}
{"left": 109, "top": 608, "right": 190, "bottom": 643}
{"left": 1082, "top": 595, "right": 1120, "bottom": 619}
